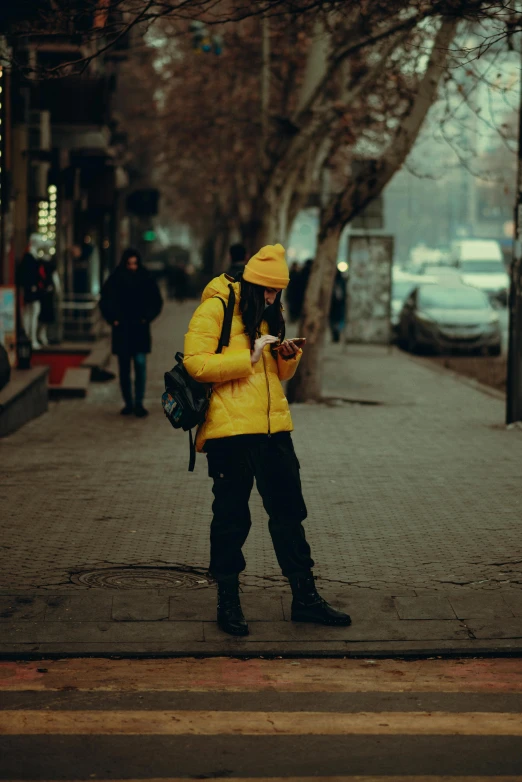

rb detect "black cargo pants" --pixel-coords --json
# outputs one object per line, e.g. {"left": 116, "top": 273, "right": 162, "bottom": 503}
{"left": 205, "top": 432, "right": 314, "bottom": 580}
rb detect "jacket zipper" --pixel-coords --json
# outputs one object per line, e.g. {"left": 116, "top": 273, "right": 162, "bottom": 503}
{"left": 261, "top": 349, "right": 271, "bottom": 436}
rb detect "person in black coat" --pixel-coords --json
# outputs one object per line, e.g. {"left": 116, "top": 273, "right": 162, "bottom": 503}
{"left": 329, "top": 268, "right": 347, "bottom": 343}
{"left": 100, "top": 248, "right": 163, "bottom": 417}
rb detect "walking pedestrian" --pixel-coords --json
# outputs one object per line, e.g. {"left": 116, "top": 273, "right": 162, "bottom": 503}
{"left": 166, "top": 262, "right": 189, "bottom": 302}
{"left": 37, "top": 243, "right": 61, "bottom": 347}
{"left": 100, "top": 248, "right": 163, "bottom": 417}
{"left": 329, "top": 268, "right": 347, "bottom": 343}
{"left": 184, "top": 243, "right": 351, "bottom": 636}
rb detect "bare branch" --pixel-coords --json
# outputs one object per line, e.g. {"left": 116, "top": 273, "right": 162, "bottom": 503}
{"left": 322, "top": 16, "right": 460, "bottom": 234}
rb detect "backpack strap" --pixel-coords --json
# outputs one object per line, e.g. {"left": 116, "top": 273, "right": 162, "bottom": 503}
{"left": 215, "top": 285, "right": 236, "bottom": 355}
{"left": 188, "top": 429, "right": 197, "bottom": 472}
{"left": 188, "top": 285, "right": 236, "bottom": 472}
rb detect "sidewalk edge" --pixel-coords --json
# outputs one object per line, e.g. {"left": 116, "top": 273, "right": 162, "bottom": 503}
{"left": 403, "top": 352, "right": 506, "bottom": 402}
{"left": 1, "top": 640, "right": 522, "bottom": 660}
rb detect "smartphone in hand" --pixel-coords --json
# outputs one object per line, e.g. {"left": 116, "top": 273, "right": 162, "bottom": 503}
{"left": 275, "top": 338, "right": 307, "bottom": 351}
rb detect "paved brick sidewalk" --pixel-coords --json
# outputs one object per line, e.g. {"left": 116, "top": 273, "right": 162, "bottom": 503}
{"left": 2, "top": 295, "right": 522, "bottom": 655}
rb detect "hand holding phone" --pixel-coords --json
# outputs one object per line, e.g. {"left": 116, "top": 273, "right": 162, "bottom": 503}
{"left": 275, "top": 338, "right": 306, "bottom": 353}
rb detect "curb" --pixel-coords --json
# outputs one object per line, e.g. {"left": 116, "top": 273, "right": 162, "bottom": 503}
{"left": 0, "top": 367, "right": 49, "bottom": 438}
{"left": 1, "top": 641, "right": 522, "bottom": 661}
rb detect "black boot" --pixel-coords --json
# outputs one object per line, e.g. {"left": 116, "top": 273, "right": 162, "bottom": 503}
{"left": 217, "top": 577, "right": 249, "bottom": 637}
{"left": 290, "top": 573, "right": 351, "bottom": 626}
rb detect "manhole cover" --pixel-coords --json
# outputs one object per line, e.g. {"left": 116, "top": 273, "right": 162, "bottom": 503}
{"left": 70, "top": 567, "right": 210, "bottom": 590}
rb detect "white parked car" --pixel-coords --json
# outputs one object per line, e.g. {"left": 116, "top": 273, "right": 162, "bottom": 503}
{"left": 451, "top": 240, "right": 509, "bottom": 306}
{"left": 420, "top": 266, "right": 463, "bottom": 284}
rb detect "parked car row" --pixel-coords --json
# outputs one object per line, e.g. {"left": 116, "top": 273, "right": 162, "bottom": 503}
{"left": 390, "top": 239, "right": 508, "bottom": 356}
{"left": 395, "top": 282, "right": 502, "bottom": 356}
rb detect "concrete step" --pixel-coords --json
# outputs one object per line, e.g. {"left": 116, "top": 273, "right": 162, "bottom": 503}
{"left": 0, "top": 367, "right": 49, "bottom": 437}
{"left": 49, "top": 367, "right": 90, "bottom": 399}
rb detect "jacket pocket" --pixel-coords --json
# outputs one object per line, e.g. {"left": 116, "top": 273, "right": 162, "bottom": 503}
{"left": 206, "top": 441, "right": 250, "bottom": 480}
{"left": 207, "top": 453, "right": 229, "bottom": 480}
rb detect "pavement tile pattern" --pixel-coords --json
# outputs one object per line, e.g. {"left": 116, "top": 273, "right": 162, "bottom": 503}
{"left": 1, "top": 584, "right": 522, "bottom": 656}
{"left": 2, "top": 297, "right": 521, "bottom": 596}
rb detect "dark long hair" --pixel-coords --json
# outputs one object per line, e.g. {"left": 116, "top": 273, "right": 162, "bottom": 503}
{"left": 239, "top": 279, "right": 285, "bottom": 351}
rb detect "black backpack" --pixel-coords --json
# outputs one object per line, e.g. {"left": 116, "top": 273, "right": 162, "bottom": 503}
{"left": 162, "top": 285, "right": 236, "bottom": 471}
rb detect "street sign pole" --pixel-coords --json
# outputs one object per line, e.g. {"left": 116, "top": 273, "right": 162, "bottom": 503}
{"left": 506, "top": 42, "right": 522, "bottom": 424}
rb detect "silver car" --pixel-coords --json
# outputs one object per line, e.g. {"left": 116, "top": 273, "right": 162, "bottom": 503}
{"left": 398, "top": 283, "right": 502, "bottom": 356}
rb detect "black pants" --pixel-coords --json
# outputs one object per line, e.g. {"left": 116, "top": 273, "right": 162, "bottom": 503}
{"left": 206, "top": 432, "right": 314, "bottom": 580}
{"left": 118, "top": 353, "right": 147, "bottom": 407}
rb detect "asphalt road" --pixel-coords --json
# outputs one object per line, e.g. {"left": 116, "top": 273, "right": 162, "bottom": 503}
{"left": 1, "top": 657, "right": 522, "bottom": 780}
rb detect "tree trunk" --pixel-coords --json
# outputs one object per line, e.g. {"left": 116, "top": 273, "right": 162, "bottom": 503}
{"left": 295, "top": 17, "right": 332, "bottom": 116}
{"left": 287, "top": 221, "right": 342, "bottom": 403}
{"left": 201, "top": 218, "right": 231, "bottom": 277}
{"left": 287, "top": 17, "right": 458, "bottom": 403}
{"left": 242, "top": 183, "right": 294, "bottom": 251}
{"left": 213, "top": 224, "right": 232, "bottom": 275}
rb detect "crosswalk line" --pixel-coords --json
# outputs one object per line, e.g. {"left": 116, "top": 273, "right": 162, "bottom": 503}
{"left": 2, "top": 709, "right": 522, "bottom": 735}
{"left": 2, "top": 658, "right": 522, "bottom": 693}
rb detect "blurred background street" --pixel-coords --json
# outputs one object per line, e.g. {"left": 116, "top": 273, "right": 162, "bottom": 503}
{"left": 1, "top": 0, "right": 522, "bottom": 415}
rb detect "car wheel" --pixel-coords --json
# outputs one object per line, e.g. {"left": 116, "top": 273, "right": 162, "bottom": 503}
{"left": 488, "top": 343, "right": 502, "bottom": 357}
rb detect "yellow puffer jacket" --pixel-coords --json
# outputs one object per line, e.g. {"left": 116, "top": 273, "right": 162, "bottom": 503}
{"left": 184, "top": 274, "right": 301, "bottom": 451}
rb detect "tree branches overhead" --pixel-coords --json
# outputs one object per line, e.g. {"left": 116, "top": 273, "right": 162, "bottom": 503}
{"left": 2, "top": 1, "right": 521, "bottom": 77}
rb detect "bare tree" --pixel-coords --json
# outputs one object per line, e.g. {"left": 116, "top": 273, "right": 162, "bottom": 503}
{"left": 288, "top": 18, "right": 459, "bottom": 401}
{"left": 6, "top": 0, "right": 519, "bottom": 403}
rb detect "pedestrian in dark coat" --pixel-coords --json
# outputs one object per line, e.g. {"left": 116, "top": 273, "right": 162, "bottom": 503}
{"left": 329, "top": 269, "right": 347, "bottom": 343}
{"left": 100, "top": 248, "right": 163, "bottom": 417}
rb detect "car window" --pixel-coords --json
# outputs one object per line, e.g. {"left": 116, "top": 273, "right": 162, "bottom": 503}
{"left": 459, "top": 260, "right": 505, "bottom": 274}
{"left": 418, "top": 286, "right": 490, "bottom": 310}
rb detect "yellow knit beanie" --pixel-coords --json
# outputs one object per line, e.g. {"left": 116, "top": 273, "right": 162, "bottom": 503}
{"left": 242, "top": 243, "right": 290, "bottom": 289}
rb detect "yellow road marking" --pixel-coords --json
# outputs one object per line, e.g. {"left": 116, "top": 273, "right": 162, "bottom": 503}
{"left": 2, "top": 658, "right": 522, "bottom": 692}
{"left": 2, "top": 710, "right": 522, "bottom": 735}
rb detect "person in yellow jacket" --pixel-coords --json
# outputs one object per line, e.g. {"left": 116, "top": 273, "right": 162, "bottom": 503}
{"left": 184, "top": 244, "right": 351, "bottom": 636}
